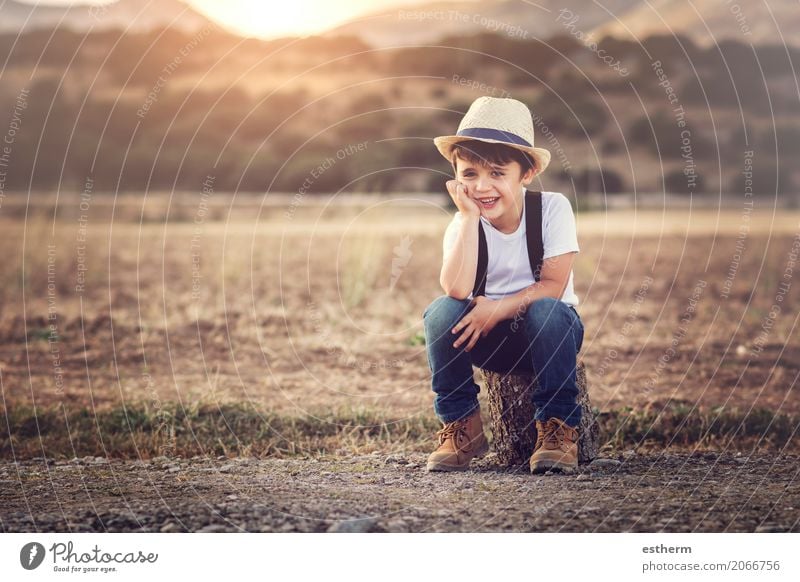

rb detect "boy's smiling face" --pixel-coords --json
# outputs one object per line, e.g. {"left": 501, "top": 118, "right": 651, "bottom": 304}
{"left": 455, "top": 154, "right": 536, "bottom": 232}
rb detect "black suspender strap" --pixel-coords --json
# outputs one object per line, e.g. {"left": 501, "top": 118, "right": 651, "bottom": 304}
{"left": 471, "top": 190, "right": 543, "bottom": 298}
{"left": 525, "top": 191, "right": 544, "bottom": 282}
{"left": 473, "top": 222, "right": 488, "bottom": 297}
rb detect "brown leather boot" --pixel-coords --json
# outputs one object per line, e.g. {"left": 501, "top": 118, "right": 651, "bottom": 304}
{"left": 529, "top": 417, "right": 579, "bottom": 474}
{"left": 426, "top": 408, "right": 490, "bottom": 472}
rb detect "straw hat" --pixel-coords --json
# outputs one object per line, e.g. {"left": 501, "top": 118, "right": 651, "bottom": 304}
{"left": 433, "top": 96, "right": 551, "bottom": 174}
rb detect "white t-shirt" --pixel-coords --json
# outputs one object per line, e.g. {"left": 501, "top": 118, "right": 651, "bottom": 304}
{"left": 442, "top": 190, "right": 580, "bottom": 306}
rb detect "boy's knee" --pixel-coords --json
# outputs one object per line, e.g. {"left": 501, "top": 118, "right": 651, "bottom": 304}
{"left": 525, "top": 297, "right": 566, "bottom": 330}
{"left": 423, "top": 295, "right": 470, "bottom": 328}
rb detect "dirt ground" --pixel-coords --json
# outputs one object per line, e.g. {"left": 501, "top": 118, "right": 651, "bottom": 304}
{"left": 2, "top": 200, "right": 799, "bottom": 532}
{"left": 2, "top": 451, "right": 799, "bottom": 533}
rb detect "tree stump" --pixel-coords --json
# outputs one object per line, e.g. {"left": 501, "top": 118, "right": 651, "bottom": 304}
{"left": 481, "top": 361, "right": 600, "bottom": 466}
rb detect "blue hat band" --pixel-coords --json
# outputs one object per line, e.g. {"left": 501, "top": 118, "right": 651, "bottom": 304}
{"left": 456, "top": 127, "right": 532, "bottom": 148}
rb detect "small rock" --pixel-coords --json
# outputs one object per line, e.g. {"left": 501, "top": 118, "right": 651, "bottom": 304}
{"left": 590, "top": 458, "right": 622, "bottom": 469}
{"left": 576, "top": 473, "right": 592, "bottom": 481}
{"left": 327, "top": 517, "right": 377, "bottom": 533}
{"left": 384, "top": 455, "right": 408, "bottom": 465}
{"left": 735, "top": 457, "right": 749, "bottom": 464}
{"left": 160, "top": 522, "right": 182, "bottom": 533}
{"left": 167, "top": 466, "right": 181, "bottom": 473}
{"left": 219, "top": 464, "right": 236, "bottom": 473}
{"left": 198, "top": 524, "right": 231, "bottom": 533}
{"left": 755, "top": 525, "right": 785, "bottom": 533}
{"left": 384, "top": 519, "right": 410, "bottom": 533}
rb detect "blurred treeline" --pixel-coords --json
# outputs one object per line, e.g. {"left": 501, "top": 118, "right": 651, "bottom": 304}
{"left": 0, "top": 26, "right": 798, "bottom": 196}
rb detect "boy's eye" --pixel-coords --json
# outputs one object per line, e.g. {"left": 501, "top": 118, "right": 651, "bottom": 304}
{"left": 462, "top": 170, "right": 504, "bottom": 177}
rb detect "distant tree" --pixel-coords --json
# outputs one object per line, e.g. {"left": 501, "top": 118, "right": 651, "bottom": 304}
{"left": 577, "top": 168, "right": 625, "bottom": 194}
{"left": 601, "top": 140, "right": 622, "bottom": 155}
{"left": 597, "top": 36, "right": 638, "bottom": 60}
{"left": 756, "top": 44, "right": 800, "bottom": 78}
{"left": 759, "top": 125, "right": 800, "bottom": 156}
{"left": 532, "top": 95, "right": 607, "bottom": 137}
{"left": 629, "top": 113, "right": 714, "bottom": 160}
{"left": 551, "top": 71, "right": 595, "bottom": 97}
{"left": 396, "top": 139, "right": 438, "bottom": 168}
{"left": 351, "top": 92, "right": 388, "bottom": 113}
{"left": 237, "top": 90, "right": 309, "bottom": 141}
{"left": 665, "top": 169, "right": 706, "bottom": 194}
{"left": 727, "top": 157, "right": 797, "bottom": 198}
{"left": 566, "top": 100, "right": 609, "bottom": 137}
{"left": 642, "top": 34, "right": 701, "bottom": 64}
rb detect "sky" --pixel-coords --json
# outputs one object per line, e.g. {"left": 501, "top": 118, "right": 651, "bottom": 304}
{"left": 20, "top": 0, "right": 475, "bottom": 39}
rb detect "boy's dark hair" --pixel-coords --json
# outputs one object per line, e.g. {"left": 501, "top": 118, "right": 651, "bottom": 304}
{"left": 450, "top": 139, "right": 535, "bottom": 174}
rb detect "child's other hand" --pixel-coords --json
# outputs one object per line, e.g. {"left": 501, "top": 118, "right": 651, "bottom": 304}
{"left": 451, "top": 296, "right": 505, "bottom": 352}
{"left": 446, "top": 180, "right": 481, "bottom": 219}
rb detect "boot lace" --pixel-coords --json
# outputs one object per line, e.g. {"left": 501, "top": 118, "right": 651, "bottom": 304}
{"left": 538, "top": 418, "right": 573, "bottom": 450}
{"left": 437, "top": 420, "right": 468, "bottom": 451}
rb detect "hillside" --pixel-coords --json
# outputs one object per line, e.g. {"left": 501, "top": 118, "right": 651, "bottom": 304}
{"left": 323, "top": 0, "right": 642, "bottom": 47}
{"left": 324, "top": 0, "right": 800, "bottom": 48}
{"left": 0, "top": 0, "right": 213, "bottom": 34}
{"left": 592, "top": 0, "right": 800, "bottom": 47}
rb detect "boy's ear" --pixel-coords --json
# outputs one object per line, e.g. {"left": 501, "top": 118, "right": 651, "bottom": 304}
{"left": 521, "top": 165, "right": 537, "bottom": 185}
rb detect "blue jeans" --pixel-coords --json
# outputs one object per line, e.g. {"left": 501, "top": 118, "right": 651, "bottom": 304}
{"left": 422, "top": 295, "right": 585, "bottom": 428}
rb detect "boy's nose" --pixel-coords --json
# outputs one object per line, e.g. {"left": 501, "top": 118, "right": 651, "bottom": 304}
{"left": 476, "top": 177, "right": 491, "bottom": 191}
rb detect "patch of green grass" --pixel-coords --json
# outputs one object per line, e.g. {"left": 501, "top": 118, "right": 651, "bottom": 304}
{"left": 29, "top": 327, "right": 57, "bottom": 341}
{"left": 0, "top": 403, "right": 442, "bottom": 460}
{"left": 597, "top": 402, "right": 799, "bottom": 451}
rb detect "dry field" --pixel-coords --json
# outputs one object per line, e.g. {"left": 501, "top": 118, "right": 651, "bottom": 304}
{"left": 2, "top": 194, "right": 799, "bottom": 533}
{"left": 1, "top": 194, "right": 799, "bottom": 459}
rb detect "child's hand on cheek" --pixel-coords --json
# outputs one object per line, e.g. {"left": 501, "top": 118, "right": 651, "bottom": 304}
{"left": 446, "top": 180, "right": 481, "bottom": 219}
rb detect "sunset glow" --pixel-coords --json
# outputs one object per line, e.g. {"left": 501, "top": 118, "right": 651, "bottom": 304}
{"left": 191, "top": 0, "right": 396, "bottom": 39}
{"left": 18, "top": 0, "right": 462, "bottom": 40}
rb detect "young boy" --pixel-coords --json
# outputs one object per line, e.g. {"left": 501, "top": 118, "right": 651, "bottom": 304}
{"left": 423, "top": 96, "right": 584, "bottom": 474}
